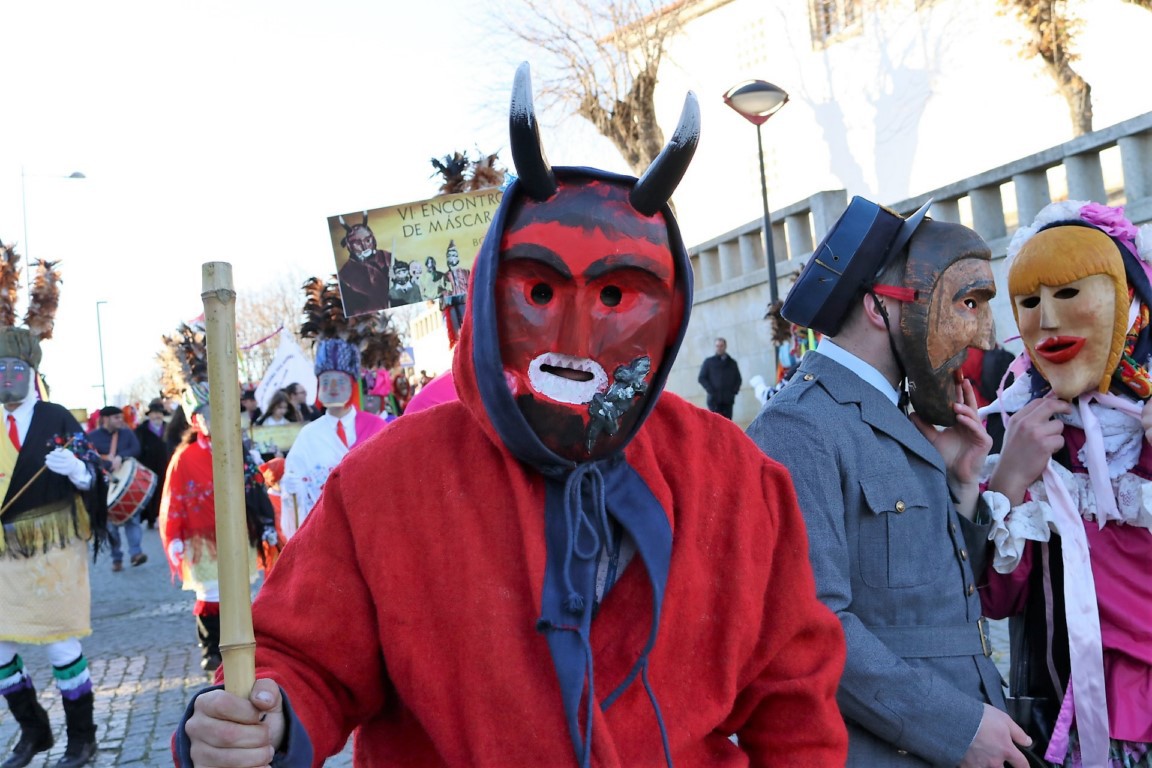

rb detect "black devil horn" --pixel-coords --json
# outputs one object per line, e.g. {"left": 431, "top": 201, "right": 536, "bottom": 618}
{"left": 509, "top": 62, "right": 557, "bottom": 202}
{"left": 630, "top": 92, "right": 701, "bottom": 216}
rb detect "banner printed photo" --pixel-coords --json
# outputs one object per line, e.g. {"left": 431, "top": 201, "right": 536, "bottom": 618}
{"left": 327, "top": 188, "right": 503, "bottom": 317}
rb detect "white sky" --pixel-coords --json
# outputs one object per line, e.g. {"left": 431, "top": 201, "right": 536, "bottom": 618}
{"left": 0, "top": 1, "right": 624, "bottom": 410}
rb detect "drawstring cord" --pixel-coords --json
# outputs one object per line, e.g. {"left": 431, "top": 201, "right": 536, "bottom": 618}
{"left": 561, "top": 462, "right": 614, "bottom": 614}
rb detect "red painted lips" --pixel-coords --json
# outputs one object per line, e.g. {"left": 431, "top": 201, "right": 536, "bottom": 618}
{"left": 1035, "top": 336, "right": 1085, "bottom": 363}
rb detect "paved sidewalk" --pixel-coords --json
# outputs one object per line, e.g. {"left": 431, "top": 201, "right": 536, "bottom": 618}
{"left": 0, "top": 526, "right": 353, "bottom": 767}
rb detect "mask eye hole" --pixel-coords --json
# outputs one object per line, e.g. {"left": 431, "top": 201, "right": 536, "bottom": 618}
{"left": 1054, "top": 287, "right": 1079, "bottom": 299}
{"left": 1019, "top": 296, "right": 1040, "bottom": 309}
{"left": 600, "top": 285, "right": 622, "bottom": 307}
{"left": 530, "top": 283, "right": 553, "bottom": 305}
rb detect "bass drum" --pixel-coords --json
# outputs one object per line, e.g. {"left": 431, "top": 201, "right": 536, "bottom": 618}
{"left": 106, "top": 458, "right": 158, "bottom": 526}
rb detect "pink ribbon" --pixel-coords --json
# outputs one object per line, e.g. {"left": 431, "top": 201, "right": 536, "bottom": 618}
{"left": 240, "top": 326, "right": 285, "bottom": 351}
{"left": 1040, "top": 461, "right": 1109, "bottom": 766}
{"left": 1037, "top": 389, "right": 1140, "bottom": 766}
{"left": 1075, "top": 395, "right": 1121, "bottom": 528}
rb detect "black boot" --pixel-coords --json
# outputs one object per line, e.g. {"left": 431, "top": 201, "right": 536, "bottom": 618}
{"left": 54, "top": 692, "right": 96, "bottom": 768}
{"left": 1, "top": 684, "right": 54, "bottom": 768}
{"left": 196, "top": 613, "right": 222, "bottom": 672}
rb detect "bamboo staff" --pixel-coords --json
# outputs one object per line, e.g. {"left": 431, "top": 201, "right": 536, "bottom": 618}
{"left": 202, "top": 262, "right": 255, "bottom": 698}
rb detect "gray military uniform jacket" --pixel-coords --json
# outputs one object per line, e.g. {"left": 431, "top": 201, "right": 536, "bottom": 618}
{"left": 747, "top": 351, "right": 1003, "bottom": 767}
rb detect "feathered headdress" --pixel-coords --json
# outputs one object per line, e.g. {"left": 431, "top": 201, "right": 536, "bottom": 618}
{"left": 0, "top": 240, "right": 21, "bottom": 329}
{"left": 300, "top": 275, "right": 402, "bottom": 379}
{"left": 430, "top": 151, "right": 470, "bottom": 195}
{"left": 467, "top": 150, "right": 507, "bottom": 192}
{"left": 764, "top": 299, "right": 791, "bottom": 345}
{"left": 158, "top": 320, "right": 209, "bottom": 418}
{"left": 430, "top": 149, "right": 507, "bottom": 195}
{"left": 0, "top": 239, "right": 63, "bottom": 371}
{"left": 25, "top": 259, "right": 62, "bottom": 340}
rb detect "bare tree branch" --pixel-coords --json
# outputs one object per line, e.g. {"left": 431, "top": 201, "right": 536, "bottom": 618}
{"left": 494, "top": 0, "right": 695, "bottom": 176}
{"left": 999, "top": 0, "right": 1092, "bottom": 134}
{"left": 235, "top": 272, "right": 309, "bottom": 386}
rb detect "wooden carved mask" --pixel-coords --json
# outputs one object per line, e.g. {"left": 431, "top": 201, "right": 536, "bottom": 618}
{"left": 892, "top": 221, "right": 997, "bottom": 425}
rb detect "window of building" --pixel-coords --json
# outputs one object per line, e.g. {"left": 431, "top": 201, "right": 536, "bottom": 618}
{"left": 809, "top": 0, "right": 862, "bottom": 48}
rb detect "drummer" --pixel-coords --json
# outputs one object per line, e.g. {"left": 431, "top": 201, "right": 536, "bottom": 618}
{"left": 86, "top": 405, "right": 146, "bottom": 571}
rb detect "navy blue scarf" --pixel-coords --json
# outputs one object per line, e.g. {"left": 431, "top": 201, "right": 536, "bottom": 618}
{"left": 537, "top": 457, "right": 673, "bottom": 767}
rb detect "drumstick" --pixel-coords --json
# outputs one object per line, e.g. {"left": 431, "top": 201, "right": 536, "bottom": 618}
{"left": 0, "top": 436, "right": 77, "bottom": 516}
{"left": 202, "top": 262, "right": 256, "bottom": 699}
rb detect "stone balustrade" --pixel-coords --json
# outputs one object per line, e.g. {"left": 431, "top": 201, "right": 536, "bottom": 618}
{"left": 674, "top": 110, "right": 1152, "bottom": 426}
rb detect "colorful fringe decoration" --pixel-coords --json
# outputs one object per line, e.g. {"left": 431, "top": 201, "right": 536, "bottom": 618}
{"left": 0, "top": 498, "right": 90, "bottom": 558}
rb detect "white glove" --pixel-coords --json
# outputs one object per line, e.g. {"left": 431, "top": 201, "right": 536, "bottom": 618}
{"left": 45, "top": 448, "right": 89, "bottom": 485}
{"left": 166, "top": 538, "right": 185, "bottom": 570}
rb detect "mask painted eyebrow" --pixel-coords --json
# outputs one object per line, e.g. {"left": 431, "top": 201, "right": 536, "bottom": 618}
{"left": 952, "top": 278, "right": 996, "bottom": 303}
{"left": 501, "top": 243, "right": 572, "bottom": 279}
{"left": 585, "top": 253, "right": 672, "bottom": 282}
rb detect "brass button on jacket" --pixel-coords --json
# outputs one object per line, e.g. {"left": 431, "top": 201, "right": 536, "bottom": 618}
{"left": 895, "top": 500, "right": 906, "bottom": 513}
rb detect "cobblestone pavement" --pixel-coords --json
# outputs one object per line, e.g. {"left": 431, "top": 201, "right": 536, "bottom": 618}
{"left": 0, "top": 526, "right": 353, "bottom": 767}
{"left": 2, "top": 525, "right": 1011, "bottom": 767}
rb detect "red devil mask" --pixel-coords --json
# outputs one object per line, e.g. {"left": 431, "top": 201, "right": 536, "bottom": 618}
{"left": 497, "top": 181, "right": 681, "bottom": 461}
{"left": 475, "top": 64, "right": 699, "bottom": 464}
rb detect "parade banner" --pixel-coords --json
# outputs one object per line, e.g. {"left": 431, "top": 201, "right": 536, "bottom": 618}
{"left": 326, "top": 187, "right": 503, "bottom": 317}
{"left": 254, "top": 330, "right": 316, "bottom": 413}
{"left": 248, "top": 422, "right": 305, "bottom": 454}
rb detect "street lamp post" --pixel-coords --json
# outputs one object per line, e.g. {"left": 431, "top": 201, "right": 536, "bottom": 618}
{"left": 20, "top": 166, "right": 86, "bottom": 295}
{"left": 96, "top": 300, "right": 108, "bottom": 407}
{"left": 722, "top": 80, "right": 790, "bottom": 305}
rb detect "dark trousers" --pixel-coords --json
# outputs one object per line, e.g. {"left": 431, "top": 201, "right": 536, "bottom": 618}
{"left": 707, "top": 398, "right": 734, "bottom": 419}
{"left": 196, "top": 613, "right": 221, "bottom": 661}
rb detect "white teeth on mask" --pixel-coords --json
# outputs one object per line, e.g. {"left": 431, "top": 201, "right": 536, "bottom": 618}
{"left": 527, "top": 353, "right": 609, "bottom": 404}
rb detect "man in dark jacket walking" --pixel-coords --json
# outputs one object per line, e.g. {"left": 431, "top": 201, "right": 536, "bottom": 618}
{"left": 135, "top": 398, "right": 171, "bottom": 529}
{"left": 698, "top": 338, "right": 742, "bottom": 418}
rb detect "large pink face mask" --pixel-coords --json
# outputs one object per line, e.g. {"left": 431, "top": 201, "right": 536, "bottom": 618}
{"left": 496, "top": 182, "right": 678, "bottom": 462}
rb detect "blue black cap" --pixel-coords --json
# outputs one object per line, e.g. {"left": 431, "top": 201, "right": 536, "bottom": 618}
{"left": 781, "top": 196, "right": 931, "bottom": 336}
